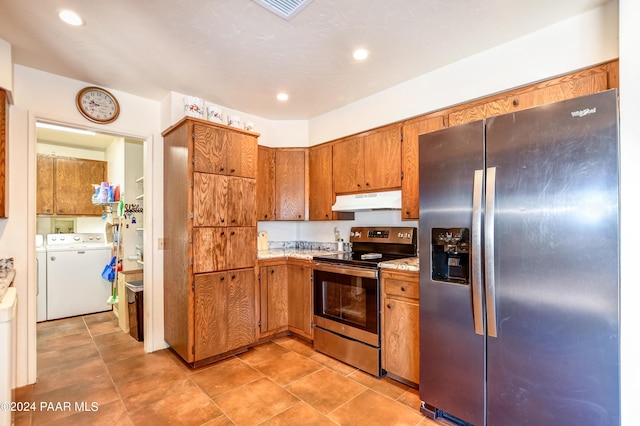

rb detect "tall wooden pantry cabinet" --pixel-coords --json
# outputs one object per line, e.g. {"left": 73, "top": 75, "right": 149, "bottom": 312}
{"left": 162, "top": 117, "right": 258, "bottom": 366}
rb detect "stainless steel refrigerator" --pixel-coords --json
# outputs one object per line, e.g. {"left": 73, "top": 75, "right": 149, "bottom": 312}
{"left": 418, "top": 90, "right": 620, "bottom": 426}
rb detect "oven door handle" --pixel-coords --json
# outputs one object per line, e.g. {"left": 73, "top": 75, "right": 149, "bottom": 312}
{"left": 313, "top": 262, "right": 379, "bottom": 279}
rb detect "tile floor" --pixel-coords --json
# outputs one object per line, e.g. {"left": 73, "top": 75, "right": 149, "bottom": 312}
{"left": 14, "top": 311, "right": 441, "bottom": 425}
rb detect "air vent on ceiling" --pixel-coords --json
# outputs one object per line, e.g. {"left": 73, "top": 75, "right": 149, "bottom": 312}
{"left": 252, "top": 0, "right": 314, "bottom": 21}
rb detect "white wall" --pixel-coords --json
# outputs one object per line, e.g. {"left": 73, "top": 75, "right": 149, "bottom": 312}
{"left": 2, "top": 65, "right": 163, "bottom": 386}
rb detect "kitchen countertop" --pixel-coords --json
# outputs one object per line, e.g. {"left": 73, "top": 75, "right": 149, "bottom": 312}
{"left": 0, "top": 269, "right": 16, "bottom": 301}
{"left": 257, "top": 249, "right": 341, "bottom": 261}
{"left": 379, "top": 257, "right": 419, "bottom": 272}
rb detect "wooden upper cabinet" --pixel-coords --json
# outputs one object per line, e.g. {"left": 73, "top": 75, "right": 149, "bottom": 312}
{"left": 333, "top": 126, "right": 401, "bottom": 194}
{"left": 228, "top": 177, "right": 256, "bottom": 227}
{"left": 449, "top": 70, "right": 611, "bottom": 126}
{"left": 193, "top": 123, "right": 257, "bottom": 178}
{"left": 332, "top": 137, "right": 363, "bottom": 194}
{"left": 363, "top": 126, "right": 402, "bottom": 191}
{"left": 401, "top": 115, "right": 445, "bottom": 220}
{"left": 256, "top": 146, "right": 275, "bottom": 221}
{"left": 275, "top": 149, "right": 306, "bottom": 221}
{"left": 193, "top": 172, "right": 228, "bottom": 226}
{"left": 193, "top": 124, "right": 227, "bottom": 174}
{"left": 36, "top": 155, "right": 55, "bottom": 215}
{"left": 53, "top": 157, "right": 106, "bottom": 216}
{"left": 227, "top": 132, "right": 257, "bottom": 179}
{"left": 508, "top": 72, "right": 608, "bottom": 112}
{"left": 308, "top": 144, "right": 334, "bottom": 221}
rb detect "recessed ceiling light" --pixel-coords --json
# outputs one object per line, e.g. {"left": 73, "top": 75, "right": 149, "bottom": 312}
{"left": 277, "top": 93, "right": 289, "bottom": 101}
{"left": 59, "top": 10, "right": 85, "bottom": 26}
{"left": 353, "top": 49, "right": 369, "bottom": 61}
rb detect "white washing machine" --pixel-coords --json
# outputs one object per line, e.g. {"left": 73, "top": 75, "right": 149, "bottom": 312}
{"left": 36, "top": 235, "right": 47, "bottom": 322}
{"left": 46, "top": 233, "right": 113, "bottom": 320}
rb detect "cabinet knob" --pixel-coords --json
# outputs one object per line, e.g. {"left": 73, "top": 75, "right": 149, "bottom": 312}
{"left": 401, "top": 286, "right": 406, "bottom": 292}
{"left": 271, "top": 269, "right": 275, "bottom": 274}
{"left": 231, "top": 274, "right": 236, "bottom": 280}
{"left": 513, "top": 99, "right": 520, "bottom": 106}
{"left": 220, "top": 231, "right": 225, "bottom": 236}
{"left": 298, "top": 214, "right": 302, "bottom": 219}
{"left": 231, "top": 231, "right": 235, "bottom": 235}
{"left": 219, "top": 167, "right": 225, "bottom": 172}
{"left": 231, "top": 219, "right": 236, "bottom": 223}
{"left": 387, "top": 304, "right": 392, "bottom": 309}
{"left": 357, "top": 183, "right": 361, "bottom": 188}
{"left": 221, "top": 218, "right": 225, "bottom": 223}
{"left": 264, "top": 214, "right": 268, "bottom": 219}
{"left": 230, "top": 168, "right": 236, "bottom": 173}
{"left": 365, "top": 182, "right": 370, "bottom": 186}
{"left": 325, "top": 214, "right": 329, "bottom": 218}
{"left": 220, "top": 276, "right": 225, "bottom": 281}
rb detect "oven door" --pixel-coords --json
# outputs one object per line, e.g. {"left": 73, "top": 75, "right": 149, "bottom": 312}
{"left": 313, "top": 262, "right": 379, "bottom": 347}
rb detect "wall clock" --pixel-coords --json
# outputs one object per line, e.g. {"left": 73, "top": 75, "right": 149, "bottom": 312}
{"left": 75, "top": 86, "right": 120, "bottom": 124}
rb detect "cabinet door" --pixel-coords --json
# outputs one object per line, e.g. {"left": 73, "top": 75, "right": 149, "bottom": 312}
{"left": 260, "top": 265, "right": 288, "bottom": 335}
{"left": 363, "top": 127, "right": 402, "bottom": 191}
{"left": 227, "top": 268, "right": 257, "bottom": 349}
{"left": 332, "top": 137, "right": 363, "bottom": 193}
{"left": 194, "top": 272, "right": 228, "bottom": 360}
{"left": 193, "top": 227, "right": 227, "bottom": 273}
{"left": 508, "top": 72, "right": 608, "bottom": 111}
{"left": 54, "top": 157, "right": 105, "bottom": 215}
{"left": 193, "top": 124, "right": 228, "bottom": 174}
{"left": 275, "top": 150, "right": 306, "bottom": 220}
{"left": 308, "top": 144, "right": 333, "bottom": 221}
{"left": 193, "top": 173, "right": 227, "bottom": 226}
{"left": 384, "top": 297, "right": 420, "bottom": 384}
{"left": 287, "top": 264, "right": 312, "bottom": 338}
{"left": 227, "top": 133, "right": 257, "bottom": 179}
{"left": 226, "top": 227, "right": 257, "bottom": 270}
{"left": 36, "top": 155, "right": 55, "bottom": 215}
{"left": 228, "top": 177, "right": 256, "bottom": 227}
{"left": 401, "top": 116, "right": 445, "bottom": 220}
{"left": 256, "top": 146, "right": 275, "bottom": 221}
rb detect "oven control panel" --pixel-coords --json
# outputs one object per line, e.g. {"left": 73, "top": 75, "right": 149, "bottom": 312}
{"left": 349, "top": 227, "right": 416, "bottom": 244}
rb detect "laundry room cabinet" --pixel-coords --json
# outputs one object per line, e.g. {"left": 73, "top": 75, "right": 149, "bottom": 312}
{"left": 163, "top": 117, "right": 258, "bottom": 366}
{"left": 36, "top": 154, "right": 107, "bottom": 216}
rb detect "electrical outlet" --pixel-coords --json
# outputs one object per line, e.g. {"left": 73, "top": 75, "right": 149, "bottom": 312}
{"left": 334, "top": 227, "right": 340, "bottom": 241}
{"left": 158, "top": 238, "right": 165, "bottom": 250}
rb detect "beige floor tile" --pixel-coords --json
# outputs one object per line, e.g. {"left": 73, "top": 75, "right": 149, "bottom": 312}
{"left": 397, "top": 387, "right": 422, "bottom": 411}
{"left": 92, "top": 329, "right": 138, "bottom": 349}
{"left": 286, "top": 368, "right": 367, "bottom": 414}
{"left": 83, "top": 311, "right": 118, "bottom": 324}
{"left": 37, "top": 317, "right": 87, "bottom": 340}
{"left": 37, "top": 341, "right": 101, "bottom": 373}
{"left": 32, "top": 357, "right": 110, "bottom": 396}
{"left": 309, "top": 352, "right": 358, "bottom": 376}
{"left": 201, "top": 414, "right": 237, "bottom": 426}
{"left": 97, "top": 338, "right": 146, "bottom": 364}
{"left": 128, "top": 382, "right": 223, "bottom": 426}
{"left": 328, "top": 390, "right": 424, "bottom": 426}
{"left": 347, "top": 369, "right": 410, "bottom": 399}
{"left": 260, "top": 401, "right": 339, "bottom": 425}
{"left": 254, "top": 350, "right": 323, "bottom": 386}
{"left": 237, "top": 341, "right": 291, "bottom": 366}
{"left": 37, "top": 329, "right": 93, "bottom": 354}
{"left": 213, "top": 377, "right": 300, "bottom": 425}
{"left": 85, "top": 316, "right": 122, "bottom": 337}
{"left": 117, "top": 369, "right": 194, "bottom": 411}
{"left": 273, "top": 336, "right": 317, "bottom": 358}
{"left": 191, "top": 356, "right": 264, "bottom": 398}
{"left": 45, "top": 399, "right": 133, "bottom": 426}
{"left": 106, "top": 349, "right": 182, "bottom": 383}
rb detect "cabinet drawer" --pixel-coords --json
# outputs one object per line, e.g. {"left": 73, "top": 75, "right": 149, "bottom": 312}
{"left": 384, "top": 276, "right": 419, "bottom": 299}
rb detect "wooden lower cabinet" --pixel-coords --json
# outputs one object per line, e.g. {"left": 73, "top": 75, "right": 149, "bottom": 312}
{"left": 257, "top": 258, "right": 314, "bottom": 340}
{"left": 382, "top": 269, "right": 420, "bottom": 386}
{"left": 287, "top": 260, "right": 313, "bottom": 339}
{"left": 194, "top": 269, "right": 256, "bottom": 361}
{"left": 259, "top": 263, "right": 289, "bottom": 337}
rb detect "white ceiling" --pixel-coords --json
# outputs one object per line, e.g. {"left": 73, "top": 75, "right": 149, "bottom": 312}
{"left": 0, "top": 0, "right": 610, "bottom": 121}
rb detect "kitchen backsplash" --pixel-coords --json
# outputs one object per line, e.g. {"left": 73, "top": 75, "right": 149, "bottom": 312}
{"left": 267, "top": 240, "right": 351, "bottom": 252}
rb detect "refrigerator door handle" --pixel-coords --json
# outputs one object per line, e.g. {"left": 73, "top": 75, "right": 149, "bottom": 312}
{"left": 485, "top": 166, "right": 498, "bottom": 337}
{"left": 471, "top": 169, "right": 485, "bottom": 335}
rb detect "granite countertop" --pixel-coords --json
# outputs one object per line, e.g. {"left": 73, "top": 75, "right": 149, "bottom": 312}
{"left": 258, "top": 249, "right": 341, "bottom": 261}
{"left": 379, "top": 256, "right": 419, "bottom": 272}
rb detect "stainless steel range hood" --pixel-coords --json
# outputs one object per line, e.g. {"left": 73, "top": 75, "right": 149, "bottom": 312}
{"left": 331, "top": 190, "right": 402, "bottom": 212}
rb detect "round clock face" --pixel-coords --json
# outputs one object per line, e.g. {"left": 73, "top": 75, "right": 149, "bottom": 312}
{"left": 76, "top": 87, "right": 120, "bottom": 123}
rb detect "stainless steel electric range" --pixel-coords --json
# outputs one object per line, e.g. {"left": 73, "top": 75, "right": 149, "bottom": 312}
{"left": 312, "top": 226, "right": 417, "bottom": 377}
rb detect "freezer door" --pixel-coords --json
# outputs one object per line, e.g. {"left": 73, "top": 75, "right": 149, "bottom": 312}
{"left": 485, "top": 90, "right": 620, "bottom": 425}
{"left": 419, "top": 120, "right": 485, "bottom": 426}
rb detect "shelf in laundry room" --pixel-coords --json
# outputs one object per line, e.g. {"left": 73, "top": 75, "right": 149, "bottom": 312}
{"left": 135, "top": 194, "right": 144, "bottom": 200}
